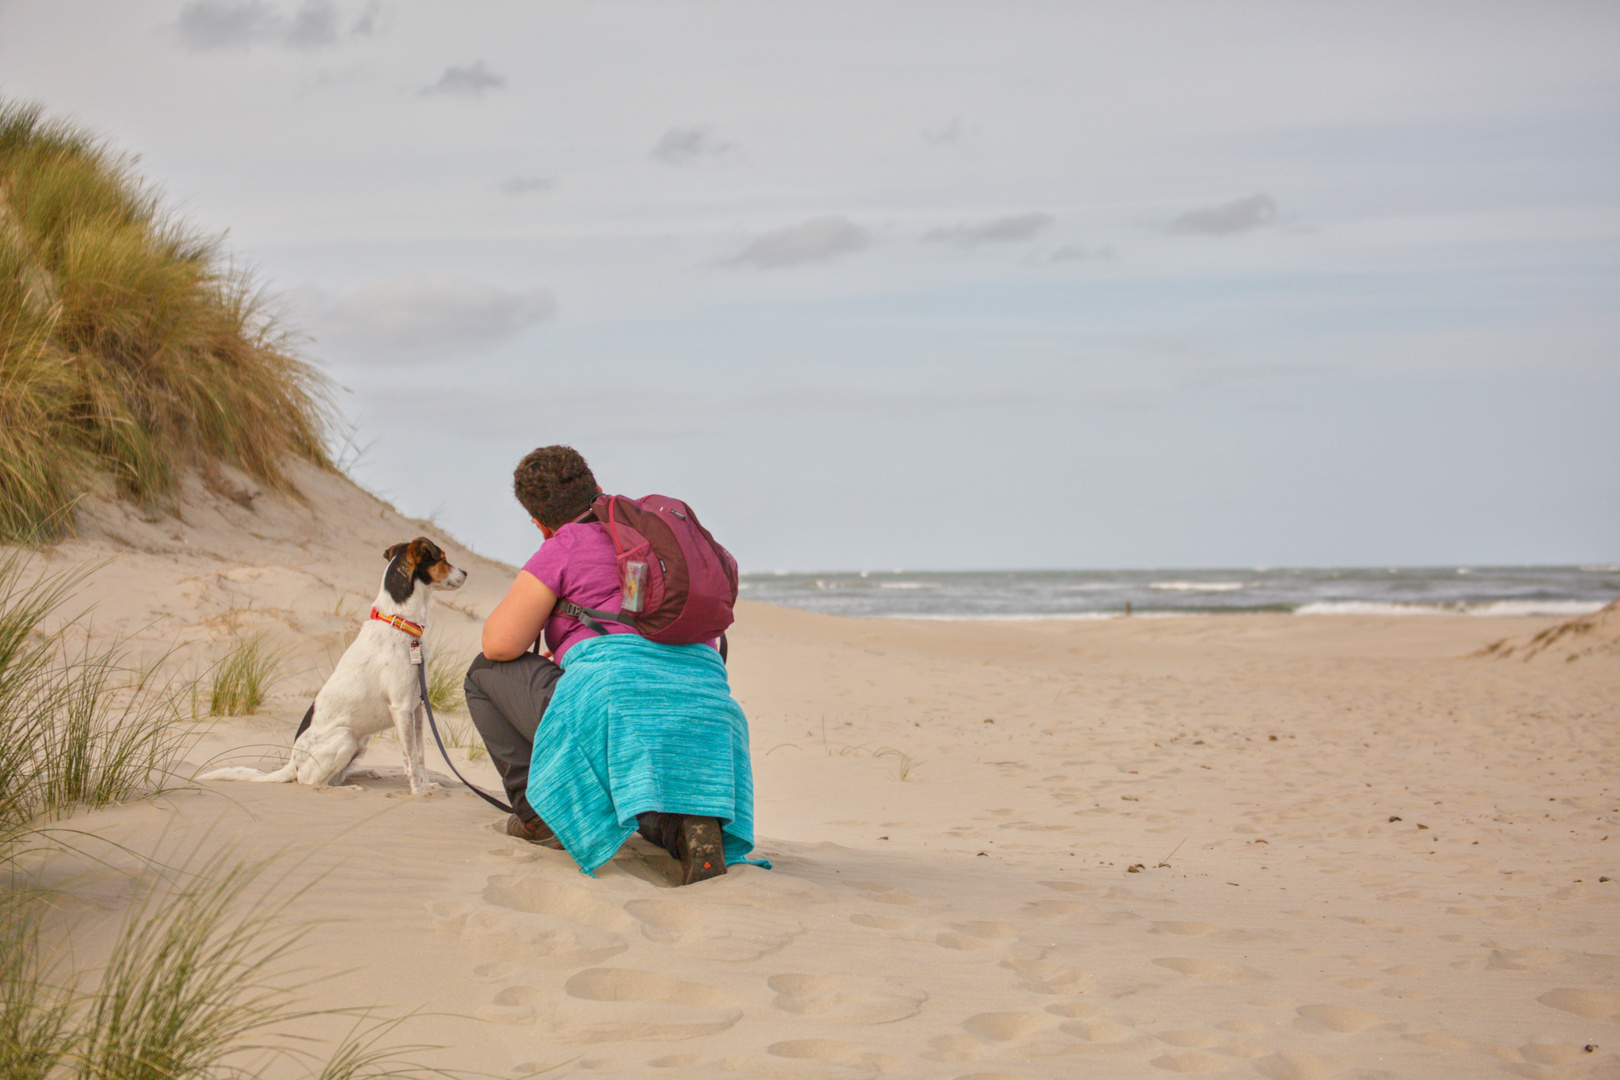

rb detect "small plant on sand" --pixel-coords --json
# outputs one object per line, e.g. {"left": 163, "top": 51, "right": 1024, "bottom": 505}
{"left": 208, "top": 633, "right": 283, "bottom": 717}
{"left": 874, "top": 746, "right": 923, "bottom": 781}
{"left": 424, "top": 645, "right": 466, "bottom": 715}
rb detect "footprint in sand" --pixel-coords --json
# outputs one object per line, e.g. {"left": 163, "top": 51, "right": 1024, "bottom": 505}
{"left": 842, "top": 880, "right": 922, "bottom": 906}
{"left": 1156, "top": 1031, "right": 1224, "bottom": 1048}
{"left": 430, "top": 898, "right": 627, "bottom": 967}
{"left": 1403, "top": 1030, "right": 1470, "bottom": 1049}
{"left": 1001, "top": 956, "right": 1089, "bottom": 995}
{"left": 765, "top": 1038, "right": 898, "bottom": 1073}
{"left": 934, "top": 922, "right": 1016, "bottom": 951}
{"left": 1022, "top": 899, "right": 1094, "bottom": 921}
{"left": 1487, "top": 946, "right": 1571, "bottom": 970}
{"left": 545, "top": 967, "right": 742, "bottom": 1042}
{"left": 478, "top": 984, "right": 544, "bottom": 1024}
{"left": 961, "top": 1012, "right": 1053, "bottom": 1043}
{"left": 1150, "top": 921, "right": 1220, "bottom": 937}
{"left": 1293, "top": 1004, "right": 1392, "bottom": 1033}
{"left": 1152, "top": 957, "right": 1267, "bottom": 984}
{"left": 766, "top": 973, "right": 927, "bottom": 1025}
{"left": 1520, "top": 1042, "right": 1601, "bottom": 1065}
{"left": 1253, "top": 1050, "right": 1339, "bottom": 1080}
{"left": 1058, "top": 1017, "right": 1141, "bottom": 1044}
{"left": 482, "top": 874, "right": 633, "bottom": 929}
{"left": 1538, "top": 988, "right": 1620, "bottom": 1022}
{"left": 1150, "top": 1049, "right": 1231, "bottom": 1073}
{"left": 622, "top": 896, "right": 803, "bottom": 961}
{"left": 849, "top": 912, "right": 909, "bottom": 932}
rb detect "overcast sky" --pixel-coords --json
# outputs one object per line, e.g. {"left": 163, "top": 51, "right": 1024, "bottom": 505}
{"left": 2, "top": 1, "right": 1617, "bottom": 571}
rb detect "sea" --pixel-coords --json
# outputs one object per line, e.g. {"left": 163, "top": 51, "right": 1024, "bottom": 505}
{"left": 737, "top": 565, "right": 1619, "bottom": 621}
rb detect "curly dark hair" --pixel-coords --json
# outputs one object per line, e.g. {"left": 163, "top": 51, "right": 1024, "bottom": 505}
{"left": 513, "top": 445, "right": 598, "bottom": 528}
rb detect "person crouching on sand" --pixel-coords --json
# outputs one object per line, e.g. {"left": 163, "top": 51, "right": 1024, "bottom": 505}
{"left": 464, "top": 445, "right": 763, "bottom": 886}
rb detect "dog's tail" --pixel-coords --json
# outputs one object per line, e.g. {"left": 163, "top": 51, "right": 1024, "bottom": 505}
{"left": 197, "top": 702, "right": 313, "bottom": 784}
{"left": 197, "top": 763, "right": 299, "bottom": 783}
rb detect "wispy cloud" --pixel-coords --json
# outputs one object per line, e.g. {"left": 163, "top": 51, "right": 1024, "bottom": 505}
{"left": 723, "top": 217, "right": 871, "bottom": 270}
{"left": 423, "top": 60, "right": 506, "bottom": 97}
{"left": 298, "top": 275, "right": 555, "bottom": 364}
{"left": 924, "top": 212, "right": 1053, "bottom": 248}
{"left": 923, "top": 116, "right": 964, "bottom": 146}
{"left": 174, "top": 0, "right": 345, "bottom": 51}
{"left": 1167, "top": 193, "right": 1279, "bottom": 235}
{"left": 499, "top": 175, "right": 555, "bottom": 195}
{"left": 350, "top": 1, "right": 378, "bottom": 35}
{"left": 650, "top": 127, "right": 734, "bottom": 165}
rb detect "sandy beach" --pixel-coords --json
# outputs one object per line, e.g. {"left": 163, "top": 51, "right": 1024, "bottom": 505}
{"left": 13, "top": 469, "right": 1619, "bottom": 1080}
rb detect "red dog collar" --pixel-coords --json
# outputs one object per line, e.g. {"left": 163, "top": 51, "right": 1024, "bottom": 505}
{"left": 370, "top": 607, "right": 425, "bottom": 638}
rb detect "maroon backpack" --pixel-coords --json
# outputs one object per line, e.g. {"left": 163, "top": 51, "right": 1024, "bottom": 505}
{"left": 554, "top": 493, "right": 739, "bottom": 649}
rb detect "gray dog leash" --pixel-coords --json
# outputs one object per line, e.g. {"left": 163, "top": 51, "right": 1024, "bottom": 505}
{"left": 413, "top": 639, "right": 513, "bottom": 814}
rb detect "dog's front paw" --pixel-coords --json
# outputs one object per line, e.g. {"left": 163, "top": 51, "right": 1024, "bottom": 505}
{"left": 411, "top": 781, "right": 444, "bottom": 796}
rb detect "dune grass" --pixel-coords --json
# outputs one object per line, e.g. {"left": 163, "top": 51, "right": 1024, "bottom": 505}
{"left": 0, "top": 552, "right": 191, "bottom": 853}
{"left": 3, "top": 851, "right": 451, "bottom": 1080}
{"left": 0, "top": 100, "right": 332, "bottom": 542}
{"left": 207, "top": 632, "right": 284, "bottom": 717}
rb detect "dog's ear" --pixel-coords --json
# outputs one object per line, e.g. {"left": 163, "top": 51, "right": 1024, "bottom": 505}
{"left": 383, "top": 543, "right": 418, "bottom": 603}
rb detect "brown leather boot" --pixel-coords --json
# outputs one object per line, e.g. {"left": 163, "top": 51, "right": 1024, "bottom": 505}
{"left": 674, "top": 815, "right": 727, "bottom": 886}
{"left": 506, "top": 813, "right": 564, "bottom": 849}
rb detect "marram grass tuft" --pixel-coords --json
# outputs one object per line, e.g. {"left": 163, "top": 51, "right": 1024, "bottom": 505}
{"left": 0, "top": 100, "right": 332, "bottom": 542}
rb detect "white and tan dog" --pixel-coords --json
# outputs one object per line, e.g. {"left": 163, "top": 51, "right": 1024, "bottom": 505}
{"left": 200, "top": 537, "right": 467, "bottom": 794}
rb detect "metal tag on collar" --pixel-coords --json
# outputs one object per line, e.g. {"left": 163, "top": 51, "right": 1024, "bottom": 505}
{"left": 409, "top": 638, "right": 423, "bottom": 666}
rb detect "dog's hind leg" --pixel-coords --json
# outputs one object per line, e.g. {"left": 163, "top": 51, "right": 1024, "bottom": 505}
{"left": 392, "top": 701, "right": 437, "bottom": 795}
{"left": 292, "top": 728, "right": 361, "bottom": 787}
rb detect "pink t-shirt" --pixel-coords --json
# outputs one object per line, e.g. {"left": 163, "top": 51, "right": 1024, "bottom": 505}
{"left": 522, "top": 522, "right": 634, "bottom": 664}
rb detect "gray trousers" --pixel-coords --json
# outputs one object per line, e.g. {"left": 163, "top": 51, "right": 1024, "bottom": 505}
{"left": 463, "top": 652, "right": 564, "bottom": 821}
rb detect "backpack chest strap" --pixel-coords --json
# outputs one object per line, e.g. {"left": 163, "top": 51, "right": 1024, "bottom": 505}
{"left": 555, "top": 599, "right": 638, "bottom": 637}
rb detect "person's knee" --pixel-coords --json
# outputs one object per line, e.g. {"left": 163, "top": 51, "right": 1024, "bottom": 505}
{"left": 465, "top": 652, "right": 498, "bottom": 694}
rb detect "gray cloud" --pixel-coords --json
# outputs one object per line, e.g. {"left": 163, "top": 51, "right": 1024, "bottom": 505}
{"left": 299, "top": 274, "right": 556, "bottom": 364}
{"left": 423, "top": 61, "right": 506, "bottom": 97}
{"left": 499, "top": 175, "right": 555, "bottom": 195}
{"left": 1168, "top": 193, "right": 1279, "bottom": 235}
{"left": 723, "top": 217, "right": 871, "bottom": 270}
{"left": 284, "top": 0, "right": 338, "bottom": 47}
{"left": 1049, "top": 243, "right": 1117, "bottom": 262}
{"left": 924, "top": 212, "right": 1053, "bottom": 248}
{"left": 174, "top": 0, "right": 343, "bottom": 51}
{"left": 650, "top": 127, "right": 733, "bottom": 165}
{"left": 923, "top": 116, "right": 964, "bottom": 146}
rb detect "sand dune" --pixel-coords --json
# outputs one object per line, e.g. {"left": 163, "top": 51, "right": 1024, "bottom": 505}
{"left": 15, "top": 472, "right": 1619, "bottom": 1079}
